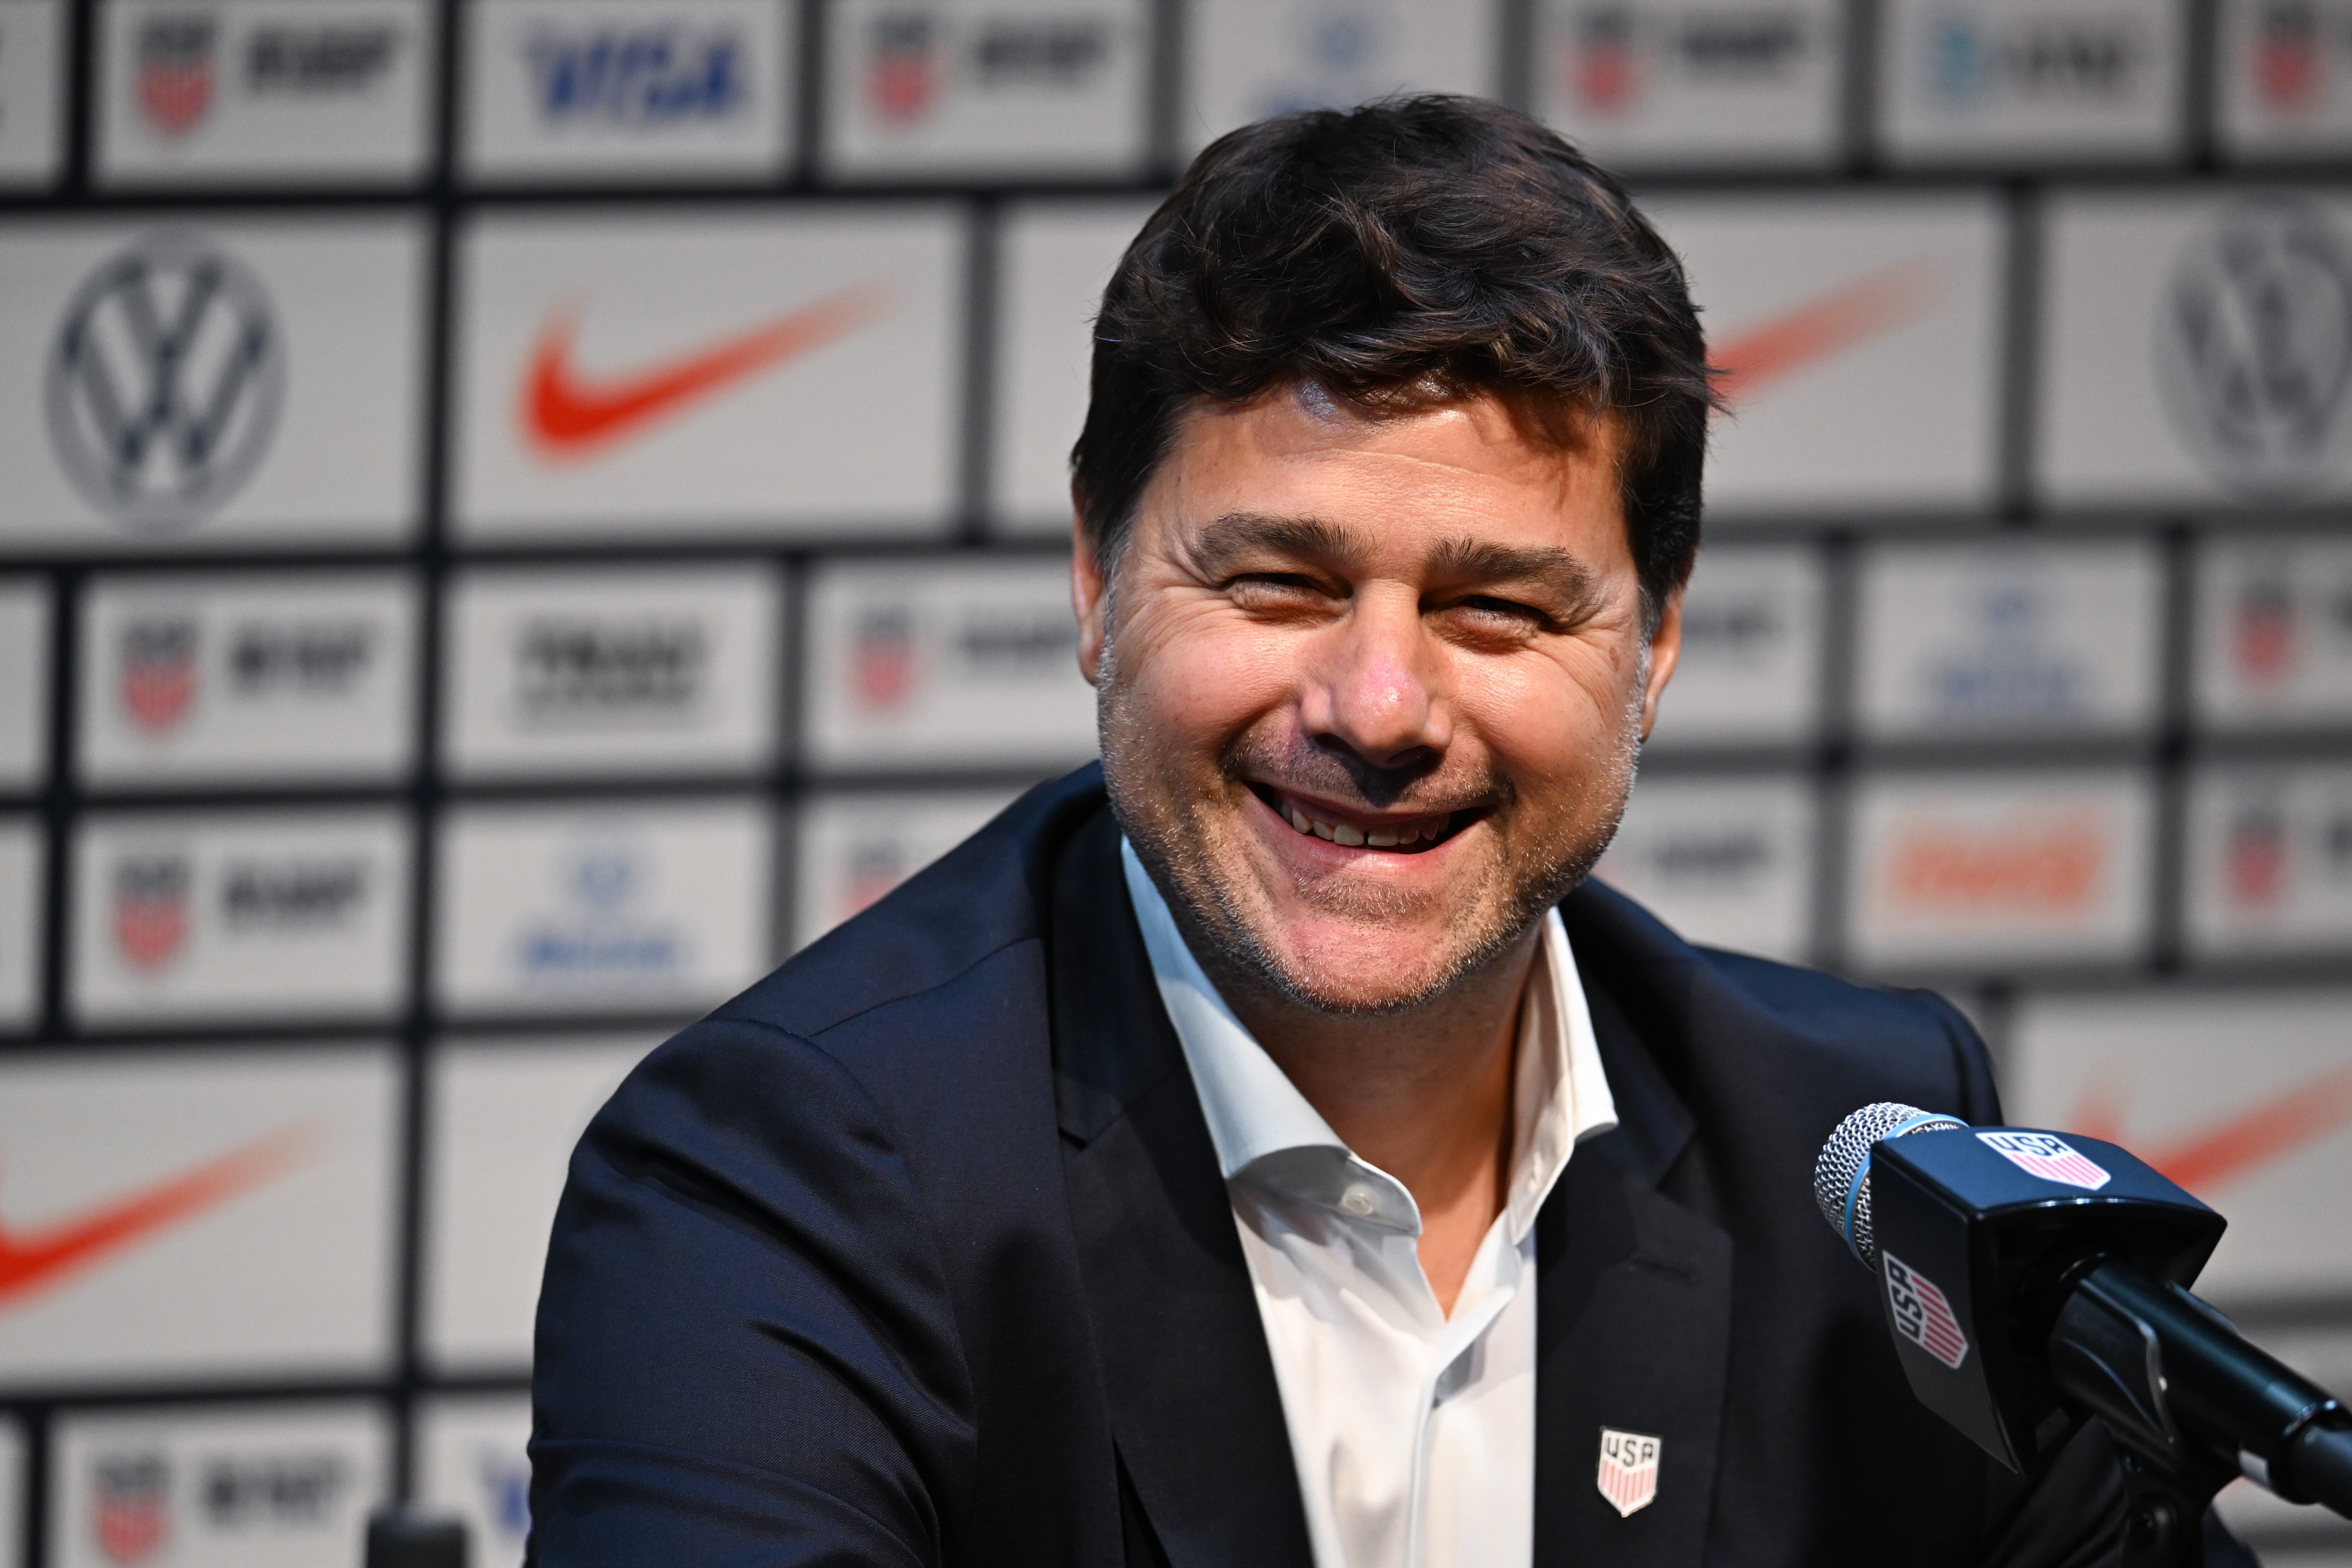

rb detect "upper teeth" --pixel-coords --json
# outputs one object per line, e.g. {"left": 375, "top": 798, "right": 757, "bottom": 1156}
{"left": 1283, "top": 802, "right": 1442, "bottom": 848}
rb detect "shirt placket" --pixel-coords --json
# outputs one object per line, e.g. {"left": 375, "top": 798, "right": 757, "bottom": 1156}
{"left": 1373, "top": 1190, "right": 1520, "bottom": 1568}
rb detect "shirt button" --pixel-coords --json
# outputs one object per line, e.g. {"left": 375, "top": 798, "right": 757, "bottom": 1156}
{"left": 1339, "top": 1183, "right": 1379, "bottom": 1217}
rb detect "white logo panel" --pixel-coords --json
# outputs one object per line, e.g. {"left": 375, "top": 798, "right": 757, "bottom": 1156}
{"left": 2010, "top": 990, "right": 2352, "bottom": 1297}
{"left": 806, "top": 555, "right": 1094, "bottom": 769}
{"left": 2186, "top": 762, "right": 2352, "bottom": 959}
{"left": 0, "top": 0, "right": 64, "bottom": 188}
{"left": 95, "top": 0, "right": 435, "bottom": 186}
{"left": 443, "top": 563, "right": 782, "bottom": 779}
{"left": 464, "top": 0, "right": 796, "bottom": 184}
{"left": 0, "top": 1046, "right": 397, "bottom": 1385}
{"left": 1595, "top": 774, "right": 1815, "bottom": 963}
{"left": 79, "top": 571, "right": 417, "bottom": 785}
{"left": 1537, "top": 0, "right": 1844, "bottom": 170}
{"left": 51, "top": 1400, "right": 389, "bottom": 1568}
{"left": 1181, "top": 0, "right": 1497, "bottom": 152}
{"left": 71, "top": 809, "right": 411, "bottom": 1026}
{"left": 0, "top": 216, "right": 424, "bottom": 549}
{"left": 2215, "top": 0, "right": 2352, "bottom": 163}
{"left": 824, "top": 0, "right": 1149, "bottom": 179}
{"left": 454, "top": 206, "right": 962, "bottom": 541}
{"left": 1878, "top": 0, "right": 2187, "bottom": 166}
{"left": 1646, "top": 544, "right": 1825, "bottom": 749}
{"left": 795, "top": 786, "right": 1026, "bottom": 948}
{"left": 0, "top": 817, "right": 46, "bottom": 1032}
{"left": 1645, "top": 192, "right": 2003, "bottom": 514}
{"left": 423, "top": 1033, "right": 659, "bottom": 1371}
{"left": 0, "top": 578, "right": 52, "bottom": 788}
{"left": 2041, "top": 190, "right": 2352, "bottom": 507}
{"left": 992, "top": 197, "right": 1160, "bottom": 533}
{"left": 415, "top": 1393, "right": 533, "bottom": 1568}
{"left": 2194, "top": 536, "right": 2352, "bottom": 730}
{"left": 1855, "top": 541, "right": 2162, "bottom": 740}
{"left": 434, "top": 799, "right": 772, "bottom": 1015}
{"left": 1847, "top": 770, "right": 2155, "bottom": 970}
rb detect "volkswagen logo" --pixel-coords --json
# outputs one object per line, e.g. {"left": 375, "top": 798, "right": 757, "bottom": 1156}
{"left": 45, "top": 234, "right": 286, "bottom": 531}
{"left": 2156, "top": 195, "right": 2352, "bottom": 498}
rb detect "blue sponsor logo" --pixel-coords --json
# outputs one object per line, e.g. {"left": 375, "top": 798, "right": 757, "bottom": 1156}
{"left": 1917, "top": 584, "right": 2088, "bottom": 721}
{"left": 514, "top": 829, "right": 686, "bottom": 982}
{"left": 528, "top": 28, "right": 745, "bottom": 124}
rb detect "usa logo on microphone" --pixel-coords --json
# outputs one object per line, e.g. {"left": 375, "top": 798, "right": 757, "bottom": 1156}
{"left": 1883, "top": 1252, "right": 1969, "bottom": 1371}
{"left": 1596, "top": 1428, "right": 1661, "bottom": 1517}
{"left": 1977, "top": 1130, "right": 2111, "bottom": 1191}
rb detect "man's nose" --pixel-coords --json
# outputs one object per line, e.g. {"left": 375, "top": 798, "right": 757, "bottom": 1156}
{"left": 1297, "top": 592, "right": 1451, "bottom": 767}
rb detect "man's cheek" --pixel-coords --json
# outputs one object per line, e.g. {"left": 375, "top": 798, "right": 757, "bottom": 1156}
{"left": 1135, "top": 627, "right": 1297, "bottom": 747}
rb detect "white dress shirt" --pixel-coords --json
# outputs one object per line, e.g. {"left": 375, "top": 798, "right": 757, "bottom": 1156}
{"left": 1121, "top": 841, "right": 1619, "bottom": 1568}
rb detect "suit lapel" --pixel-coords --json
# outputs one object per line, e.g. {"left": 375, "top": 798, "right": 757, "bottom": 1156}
{"left": 1533, "top": 965, "right": 1734, "bottom": 1568}
{"left": 1050, "top": 810, "right": 1315, "bottom": 1568}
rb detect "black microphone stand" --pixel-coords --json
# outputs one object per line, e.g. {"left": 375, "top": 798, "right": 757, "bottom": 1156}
{"left": 2044, "top": 1259, "right": 2352, "bottom": 1568}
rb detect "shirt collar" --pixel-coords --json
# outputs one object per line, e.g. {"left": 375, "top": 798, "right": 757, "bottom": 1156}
{"left": 1121, "top": 837, "right": 1617, "bottom": 1245}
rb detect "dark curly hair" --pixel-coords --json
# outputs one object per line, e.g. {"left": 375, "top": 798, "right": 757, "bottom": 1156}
{"left": 1071, "top": 94, "right": 1716, "bottom": 628}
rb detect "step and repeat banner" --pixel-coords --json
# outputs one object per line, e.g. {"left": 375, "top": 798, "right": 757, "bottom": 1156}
{"left": 0, "top": 1, "right": 2350, "bottom": 1564}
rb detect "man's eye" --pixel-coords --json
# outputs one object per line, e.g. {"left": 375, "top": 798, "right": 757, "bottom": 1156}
{"left": 1452, "top": 596, "right": 1549, "bottom": 627}
{"left": 1227, "top": 573, "right": 1331, "bottom": 605}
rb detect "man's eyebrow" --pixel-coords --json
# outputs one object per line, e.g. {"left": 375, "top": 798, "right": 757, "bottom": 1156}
{"left": 1426, "top": 536, "right": 1598, "bottom": 600}
{"left": 1190, "top": 513, "right": 1371, "bottom": 570}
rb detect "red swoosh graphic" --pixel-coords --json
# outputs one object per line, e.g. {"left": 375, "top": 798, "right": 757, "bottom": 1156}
{"left": 1710, "top": 261, "right": 1938, "bottom": 407}
{"left": 521, "top": 282, "right": 888, "bottom": 459}
{"left": 2068, "top": 1062, "right": 2352, "bottom": 1197}
{"left": 0, "top": 1123, "right": 317, "bottom": 1306}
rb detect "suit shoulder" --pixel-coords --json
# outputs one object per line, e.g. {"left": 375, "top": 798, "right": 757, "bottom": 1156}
{"left": 1697, "top": 943, "right": 1980, "bottom": 1062}
{"left": 1564, "top": 878, "right": 1995, "bottom": 1123}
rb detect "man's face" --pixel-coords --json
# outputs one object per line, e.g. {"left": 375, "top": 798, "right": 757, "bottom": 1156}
{"left": 1076, "top": 383, "right": 1682, "bottom": 1015}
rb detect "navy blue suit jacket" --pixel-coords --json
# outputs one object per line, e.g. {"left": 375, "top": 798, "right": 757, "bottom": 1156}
{"left": 528, "top": 765, "right": 2249, "bottom": 1567}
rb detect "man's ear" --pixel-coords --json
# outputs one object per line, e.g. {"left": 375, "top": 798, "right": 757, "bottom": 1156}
{"left": 1638, "top": 584, "right": 1683, "bottom": 743}
{"left": 1071, "top": 507, "right": 1109, "bottom": 687}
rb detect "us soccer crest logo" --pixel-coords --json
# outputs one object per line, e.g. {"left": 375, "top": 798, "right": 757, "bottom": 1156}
{"left": 866, "top": 14, "right": 941, "bottom": 123}
{"left": 850, "top": 606, "right": 917, "bottom": 712}
{"left": 92, "top": 1452, "right": 169, "bottom": 1566}
{"left": 1596, "top": 1428, "right": 1660, "bottom": 1517}
{"left": 1977, "top": 1130, "right": 2112, "bottom": 1190}
{"left": 136, "top": 14, "right": 217, "bottom": 138}
{"left": 113, "top": 856, "right": 193, "bottom": 971}
{"left": 1569, "top": 8, "right": 1639, "bottom": 114}
{"left": 119, "top": 617, "right": 200, "bottom": 732}
{"left": 1883, "top": 1252, "right": 1969, "bottom": 1371}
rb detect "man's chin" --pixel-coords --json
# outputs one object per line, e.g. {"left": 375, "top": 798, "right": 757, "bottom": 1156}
{"left": 1230, "top": 917, "right": 1512, "bottom": 1017}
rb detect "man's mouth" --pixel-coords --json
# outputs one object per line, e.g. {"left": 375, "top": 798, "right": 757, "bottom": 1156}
{"left": 1248, "top": 785, "right": 1479, "bottom": 855}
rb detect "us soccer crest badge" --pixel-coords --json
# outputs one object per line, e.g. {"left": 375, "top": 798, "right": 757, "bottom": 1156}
{"left": 1976, "top": 1131, "right": 2111, "bottom": 1191}
{"left": 1597, "top": 1427, "right": 1661, "bottom": 1517}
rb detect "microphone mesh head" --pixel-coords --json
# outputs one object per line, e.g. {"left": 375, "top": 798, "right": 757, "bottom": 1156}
{"left": 1813, "top": 1102, "right": 1968, "bottom": 1267}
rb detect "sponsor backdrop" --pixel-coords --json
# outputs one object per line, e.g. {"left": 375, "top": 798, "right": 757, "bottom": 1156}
{"left": 0, "top": 0, "right": 2349, "bottom": 1563}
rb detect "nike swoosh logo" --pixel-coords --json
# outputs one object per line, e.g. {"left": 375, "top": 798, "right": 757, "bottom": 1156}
{"left": 0, "top": 1123, "right": 316, "bottom": 1306}
{"left": 2068, "top": 1062, "right": 2352, "bottom": 1196}
{"left": 520, "top": 282, "right": 888, "bottom": 458}
{"left": 1709, "top": 260, "right": 1937, "bottom": 406}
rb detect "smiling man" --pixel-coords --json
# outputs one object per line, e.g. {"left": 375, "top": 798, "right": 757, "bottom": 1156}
{"left": 528, "top": 98, "right": 2248, "bottom": 1568}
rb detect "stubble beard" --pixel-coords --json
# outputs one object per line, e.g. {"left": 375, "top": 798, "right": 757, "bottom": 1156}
{"left": 1097, "top": 610, "right": 1651, "bottom": 1019}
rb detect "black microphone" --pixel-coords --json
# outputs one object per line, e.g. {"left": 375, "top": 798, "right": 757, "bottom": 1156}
{"left": 1813, "top": 1102, "right": 2352, "bottom": 1543}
